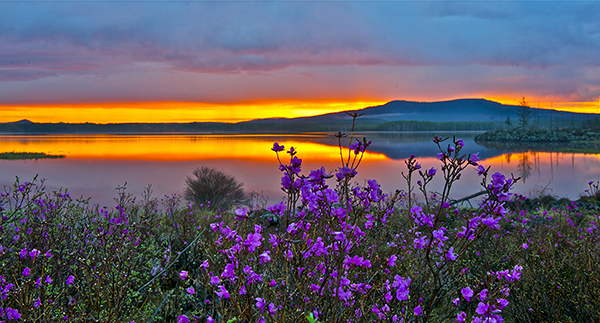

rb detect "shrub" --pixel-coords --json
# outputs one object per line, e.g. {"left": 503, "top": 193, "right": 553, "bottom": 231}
{"left": 184, "top": 167, "right": 249, "bottom": 211}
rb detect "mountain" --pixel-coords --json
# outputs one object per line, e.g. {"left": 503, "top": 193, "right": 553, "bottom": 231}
{"left": 0, "top": 99, "right": 596, "bottom": 134}
{"left": 6, "top": 119, "right": 34, "bottom": 124}
{"left": 245, "top": 98, "right": 595, "bottom": 124}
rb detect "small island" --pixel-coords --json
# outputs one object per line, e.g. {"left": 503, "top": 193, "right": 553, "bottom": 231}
{"left": 475, "top": 128, "right": 600, "bottom": 154}
{"left": 474, "top": 128, "right": 600, "bottom": 142}
{"left": 0, "top": 152, "right": 66, "bottom": 160}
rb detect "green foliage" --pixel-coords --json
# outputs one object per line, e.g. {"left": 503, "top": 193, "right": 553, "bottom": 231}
{"left": 517, "top": 97, "right": 534, "bottom": 131}
{"left": 184, "top": 166, "right": 249, "bottom": 211}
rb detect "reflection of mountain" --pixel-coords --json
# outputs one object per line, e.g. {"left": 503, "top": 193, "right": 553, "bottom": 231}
{"left": 302, "top": 132, "right": 503, "bottom": 160}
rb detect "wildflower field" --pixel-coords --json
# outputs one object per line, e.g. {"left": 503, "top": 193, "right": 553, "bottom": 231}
{"left": 1, "top": 124, "right": 599, "bottom": 322}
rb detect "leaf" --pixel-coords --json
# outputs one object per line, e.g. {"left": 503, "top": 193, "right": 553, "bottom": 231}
{"left": 306, "top": 312, "right": 319, "bottom": 323}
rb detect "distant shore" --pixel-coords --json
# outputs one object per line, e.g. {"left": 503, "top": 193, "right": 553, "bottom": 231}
{"left": 0, "top": 152, "right": 66, "bottom": 160}
{"left": 475, "top": 128, "right": 600, "bottom": 142}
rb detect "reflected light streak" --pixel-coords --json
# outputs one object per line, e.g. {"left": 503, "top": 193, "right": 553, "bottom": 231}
{"left": 0, "top": 135, "right": 389, "bottom": 162}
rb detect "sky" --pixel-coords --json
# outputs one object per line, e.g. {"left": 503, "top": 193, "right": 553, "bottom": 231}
{"left": 0, "top": 0, "right": 598, "bottom": 123}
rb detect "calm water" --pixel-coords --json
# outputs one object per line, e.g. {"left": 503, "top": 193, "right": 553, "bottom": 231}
{"left": 1, "top": 132, "right": 599, "bottom": 207}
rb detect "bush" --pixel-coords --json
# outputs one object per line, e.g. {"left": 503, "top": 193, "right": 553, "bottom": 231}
{"left": 184, "top": 166, "right": 249, "bottom": 211}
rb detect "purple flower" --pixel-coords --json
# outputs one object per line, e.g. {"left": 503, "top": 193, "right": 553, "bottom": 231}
{"left": 393, "top": 275, "right": 410, "bottom": 301}
{"left": 414, "top": 305, "right": 422, "bottom": 317}
{"left": 268, "top": 303, "right": 277, "bottom": 315}
{"left": 271, "top": 142, "right": 285, "bottom": 152}
{"left": 34, "top": 297, "right": 41, "bottom": 308}
{"left": 235, "top": 207, "right": 248, "bottom": 218}
{"left": 29, "top": 249, "right": 40, "bottom": 259}
{"left": 456, "top": 312, "right": 467, "bottom": 323}
{"left": 384, "top": 291, "right": 392, "bottom": 303}
{"left": 215, "top": 285, "right": 230, "bottom": 299}
{"left": 477, "top": 164, "right": 486, "bottom": 176}
{"left": 22, "top": 267, "right": 31, "bottom": 277}
{"left": 19, "top": 247, "right": 28, "bottom": 259}
{"left": 66, "top": 275, "right": 75, "bottom": 285}
{"left": 336, "top": 167, "right": 358, "bottom": 181}
{"left": 177, "top": 315, "right": 190, "bottom": 323}
{"left": 5, "top": 308, "right": 21, "bottom": 320}
{"left": 179, "top": 270, "right": 188, "bottom": 280}
{"left": 186, "top": 287, "right": 195, "bottom": 295}
{"left": 222, "top": 263, "right": 235, "bottom": 279}
{"left": 256, "top": 297, "right": 266, "bottom": 310}
{"left": 413, "top": 235, "right": 428, "bottom": 249}
{"left": 244, "top": 228, "right": 263, "bottom": 253}
{"left": 452, "top": 298, "right": 460, "bottom": 306}
{"left": 388, "top": 254, "right": 397, "bottom": 267}
{"left": 200, "top": 260, "right": 209, "bottom": 270}
{"left": 497, "top": 298, "right": 509, "bottom": 309}
{"left": 437, "top": 152, "right": 444, "bottom": 160}
{"left": 482, "top": 216, "right": 500, "bottom": 229}
{"left": 332, "top": 231, "right": 346, "bottom": 241}
{"left": 461, "top": 286, "right": 473, "bottom": 302}
{"left": 523, "top": 243, "right": 528, "bottom": 249}
{"left": 210, "top": 276, "right": 221, "bottom": 285}
{"left": 476, "top": 302, "right": 490, "bottom": 316}
{"left": 428, "top": 167, "right": 437, "bottom": 176}
{"left": 479, "top": 289, "right": 488, "bottom": 302}
{"left": 457, "top": 139, "right": 464, "bottom": 147}
{"left": 45, "top": 275, "right": 52, "bottom": 284}
{"left": 446, "top": 247, "right": 457, "bottom": 261}
{"left": 259, "top": 251, "right": 271, "bottom": 264}
{"left": 470, "top": 152, "right": 480, "bottom": 165}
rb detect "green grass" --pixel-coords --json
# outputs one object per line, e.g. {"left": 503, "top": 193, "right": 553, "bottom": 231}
{"left": 0, "top": 151, "right": 66, "bottom": 160}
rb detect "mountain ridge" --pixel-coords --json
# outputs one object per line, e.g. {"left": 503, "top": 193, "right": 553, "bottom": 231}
{"left": 1, "top": 99, "right": 597, "bottom": 132}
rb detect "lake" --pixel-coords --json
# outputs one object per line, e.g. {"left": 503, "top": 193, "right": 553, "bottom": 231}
{"left": 1, "top": 132, "right": 599, "bottom": 207}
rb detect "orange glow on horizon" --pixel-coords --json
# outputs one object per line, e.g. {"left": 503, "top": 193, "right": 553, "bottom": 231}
{"left": 485, "top": 97, "right": 600, "bottom": 114}
{"left": 1, "top": 97, "right": 597, "bottom": 124}
{"left": 0, "top": 134, "right": 389, "bottom": 162}
{"left": 0, "top": 99, "right": 388, "bottom": 124}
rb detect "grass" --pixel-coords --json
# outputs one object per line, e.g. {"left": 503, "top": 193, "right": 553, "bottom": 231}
{"left": 0, "top": 151, "right": 66, "bottom": 160}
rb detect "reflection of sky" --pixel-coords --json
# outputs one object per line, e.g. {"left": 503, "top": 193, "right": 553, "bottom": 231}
{"left": 0, "top": 1, "right": 598, "bottom": 120}
{"left": 1, "top": 134, "right": 599, "bottom": 206}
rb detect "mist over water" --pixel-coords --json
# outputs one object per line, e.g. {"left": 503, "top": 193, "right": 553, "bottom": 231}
{"left": 1, "top": 133, "right": 598, "bottom": 207}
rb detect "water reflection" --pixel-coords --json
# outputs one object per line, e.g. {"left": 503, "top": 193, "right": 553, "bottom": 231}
{"left": 0, "top": 133, "right": 599, "bottom": 206}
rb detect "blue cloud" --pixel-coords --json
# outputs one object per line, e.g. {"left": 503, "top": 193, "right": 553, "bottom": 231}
{"left": 0, "top": 1, "right": 597, "bottom": 103}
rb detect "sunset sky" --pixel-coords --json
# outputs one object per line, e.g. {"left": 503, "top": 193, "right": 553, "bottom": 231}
{"left": 0, "top": 1, "right": 598, "bottom": 123}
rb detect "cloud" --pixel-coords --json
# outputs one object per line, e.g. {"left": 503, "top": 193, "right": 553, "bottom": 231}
{"left": 0, "top": 1, "right": 597, "bottom": 105}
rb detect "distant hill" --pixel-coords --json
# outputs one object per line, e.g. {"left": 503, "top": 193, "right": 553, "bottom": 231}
{"left": 6, "top": 119, "right": 34, "bottom": 125}
{"left": 244, "top": 98, "right": 596, "bottom": 124}
{"left": 0, "top": 99, "right": 596, "bottom": 133}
